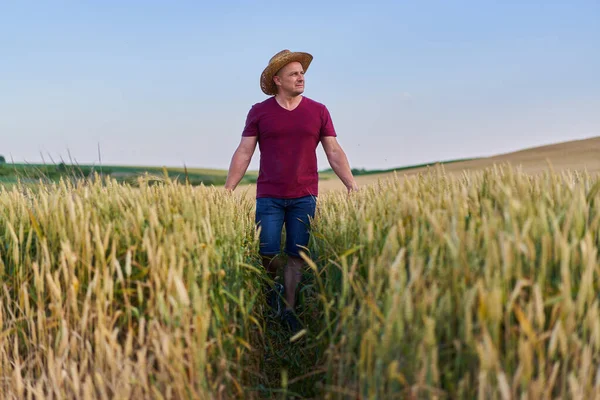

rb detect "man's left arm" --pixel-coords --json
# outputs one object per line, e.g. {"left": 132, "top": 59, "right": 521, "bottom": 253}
{"left": 321, "top": 136, "right": 359, "bottom": 192}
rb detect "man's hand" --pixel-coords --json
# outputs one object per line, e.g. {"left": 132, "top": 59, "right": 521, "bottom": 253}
{"left": 223, "top": 185, "right": 235, "bottom": 198}
{"left": 347, "top": 182, "right": 359, "bottom": 194}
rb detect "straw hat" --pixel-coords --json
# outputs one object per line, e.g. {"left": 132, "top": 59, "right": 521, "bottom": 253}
{"left": 260, "top": 49, "right": 313, "bottom": 95}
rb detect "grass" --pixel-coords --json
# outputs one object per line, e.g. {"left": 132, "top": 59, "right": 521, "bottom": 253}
{"left": 0, "top": 164, "right": 599, "bottom": 398}
{"left": 0, "top": 175, "right": 263, "bottom": 398}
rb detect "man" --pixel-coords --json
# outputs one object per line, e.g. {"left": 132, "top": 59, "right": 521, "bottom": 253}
{"left": 224, "top": 49, "right": 358, "bottom": 334}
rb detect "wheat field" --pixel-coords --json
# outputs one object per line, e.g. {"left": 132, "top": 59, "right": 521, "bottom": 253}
{"left": 0, "top": 163, "right": 599, "bottom": 399}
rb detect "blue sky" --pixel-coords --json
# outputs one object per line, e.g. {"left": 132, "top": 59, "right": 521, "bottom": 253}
{"left": 1, "top": 1, "right": 598, "bottom": 171}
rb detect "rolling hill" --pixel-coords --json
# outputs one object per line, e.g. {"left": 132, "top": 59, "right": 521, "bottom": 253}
{"left": 236, "top": 136, "right": 600, "bottom": 197}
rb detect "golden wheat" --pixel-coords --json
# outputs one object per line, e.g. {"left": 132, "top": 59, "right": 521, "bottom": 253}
{"left": 0, "top": 164, "right": 599, "bottom": 399}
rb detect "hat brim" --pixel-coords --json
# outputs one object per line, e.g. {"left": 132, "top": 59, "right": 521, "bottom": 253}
{"left": 260, "top": 52, "right": 313, "bottom": 95}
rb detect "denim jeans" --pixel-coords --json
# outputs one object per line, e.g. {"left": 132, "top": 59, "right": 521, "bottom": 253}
{"left": 255, "top": 195, "right": 317, "bottom": 258}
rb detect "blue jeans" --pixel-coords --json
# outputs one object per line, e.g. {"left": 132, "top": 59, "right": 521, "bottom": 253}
{"left": 255, "top": 195, "right": 317, "bottom": 258}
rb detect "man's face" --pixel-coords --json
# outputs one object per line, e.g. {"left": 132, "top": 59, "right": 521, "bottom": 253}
{"left": 274, "top": 61, "right": 305, "bottom": 96}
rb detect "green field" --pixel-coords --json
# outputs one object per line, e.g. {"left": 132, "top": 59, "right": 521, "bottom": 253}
{"left": 0, "top": 162, "right": 258, "bottom": 188}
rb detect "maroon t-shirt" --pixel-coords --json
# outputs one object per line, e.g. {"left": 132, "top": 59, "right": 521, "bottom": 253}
{"left": 242, "top": 96, "right": 337, "bottom": 198}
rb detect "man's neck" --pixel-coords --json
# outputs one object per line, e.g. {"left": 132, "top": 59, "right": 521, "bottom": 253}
{"left": 274, "top": 93, "right": 303, "bottom": 110}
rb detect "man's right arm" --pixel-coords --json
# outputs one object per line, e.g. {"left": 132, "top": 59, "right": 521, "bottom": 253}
{"left": 224, "top": 136, "right": 258, "bottom": 191}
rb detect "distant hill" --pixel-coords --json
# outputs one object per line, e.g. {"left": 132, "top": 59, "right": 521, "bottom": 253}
{"left": 313, "top": 135, "right": 600, "bottom": 194}
{"left": 318, "top": 157, "right": 479, "bottom": 177}
{"left": 396, "top": 135, "right": 600, "bottom": 175}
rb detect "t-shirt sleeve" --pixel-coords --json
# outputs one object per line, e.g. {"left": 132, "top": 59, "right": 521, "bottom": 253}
{"left": 320, "top": 105, "right": 337, "bottom": 137}
{"left": 241, "top": 105, "right": 259, "bottom": 137}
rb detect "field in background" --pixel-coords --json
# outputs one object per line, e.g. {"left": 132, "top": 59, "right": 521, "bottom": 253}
{"left": 3, "top": 136, "right": 597, "bottom": 194}
{"left": 0, "top": 163, "right": 257, "bottom": 188}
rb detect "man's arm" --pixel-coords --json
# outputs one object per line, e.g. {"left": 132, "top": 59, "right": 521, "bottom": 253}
{"left": 224, "top": 136, "right": 258, "bottom": 191}
{"left": 321, "top": 136, "right": 359, "bottom": 192}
